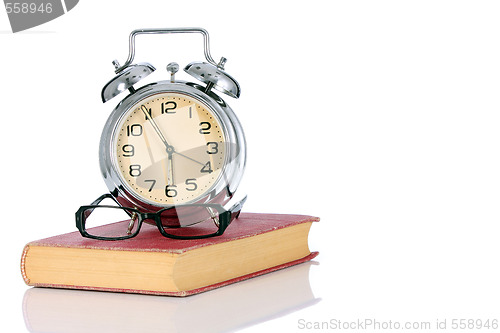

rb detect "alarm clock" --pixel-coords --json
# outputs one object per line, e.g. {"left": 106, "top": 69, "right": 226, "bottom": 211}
{"left": 98, "top": 28, "right": 246, "bottom": 215}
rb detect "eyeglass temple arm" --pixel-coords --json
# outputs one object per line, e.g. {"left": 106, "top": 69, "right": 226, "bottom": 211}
{"left": 90, "top": 193, "right": 118, "bottom": 206}
{"left": 87, "top": 193, "right": 136, "bottom": 219}
{"left": 82, "top": 194, "right": 120, "bottom": 221}
{"left": 227, "top": 195, "right": 247, "bottom": 224}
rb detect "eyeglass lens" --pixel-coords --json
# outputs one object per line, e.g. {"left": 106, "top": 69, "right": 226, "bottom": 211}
{"left": 83, "top": 206, "right": 140, "bottom": 238}
{"left": 159, "top": 206, "right": 221, "bottom": 237}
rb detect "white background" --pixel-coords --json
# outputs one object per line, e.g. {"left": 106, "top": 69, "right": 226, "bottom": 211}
{"left": 1, "top": 1, "right": 500, "bottom": 332}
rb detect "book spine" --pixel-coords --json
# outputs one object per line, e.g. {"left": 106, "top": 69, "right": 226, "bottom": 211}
{"left": 20, "top": 244, "right": 31, "bottom": 285}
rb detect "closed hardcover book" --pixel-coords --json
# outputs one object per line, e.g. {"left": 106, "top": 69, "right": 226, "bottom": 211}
{"left": 21, "top": 213, "right": 319, "bottom": 296}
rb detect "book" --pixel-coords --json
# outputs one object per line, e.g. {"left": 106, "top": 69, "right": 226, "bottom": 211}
{"left": 21, "top": 212, "right": 319, "bottom": 296}
{"left": 23, "top": 261, "right": 320, "bottom": 333}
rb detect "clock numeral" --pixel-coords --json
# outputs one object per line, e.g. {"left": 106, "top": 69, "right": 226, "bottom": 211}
{"left": 199, "top": 122, "right": 211, "bottom": 134}
{"left": 144, "top": 179, "right": 156, "bottom": 192}
{"left": 161, "top": 101, "right": 177, "bottom": 114}
{"left": 129, "top": 165, "right": 142, "bottom": 177}
{"left": 188, "top": 106, "right": 193, "bottom": 118}
{"left": 206, "top": 142, "right": 218, "bottom": 154}
{"left": 185, "top": 178, "right": 198, "bottom": 191}
{"left": 122, "top": 144, "right": 135, "bottom": 157}
{"left": 127, "top": 124, "right": 143, "bottom": 136}
{"left": 165, "top": 185, "right": 178, "bottom": 197}
{"left": 200, "top": 161, "right": 213, "bottom": 174}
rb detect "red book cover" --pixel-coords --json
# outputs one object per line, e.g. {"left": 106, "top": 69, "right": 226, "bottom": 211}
{"left": 21, "top": 212, "right": 319, "bottom": 296}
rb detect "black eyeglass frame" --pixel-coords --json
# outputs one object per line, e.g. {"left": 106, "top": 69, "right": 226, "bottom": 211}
{"left": 76, "top": 193, "right": 246, "bottom": 241}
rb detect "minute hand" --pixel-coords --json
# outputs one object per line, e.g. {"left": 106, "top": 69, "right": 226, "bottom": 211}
{"left": 141, "top": 105, "right": 206, "bottom": 168}
{"left": 141, "top": 105, "right": 172, "bottom": 149}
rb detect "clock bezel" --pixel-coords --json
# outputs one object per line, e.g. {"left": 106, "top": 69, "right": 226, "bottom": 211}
{"left": 99, "top": 80, "right": 246, "bottom": 212}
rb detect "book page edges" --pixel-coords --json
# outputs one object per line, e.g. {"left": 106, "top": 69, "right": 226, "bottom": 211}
{"left": 23, "top": 247, "right": 179, "bottom": 292}
{"left": 23, "top": 252, "right": 318, "bottom": 297}
{"left": 174, "top": 221, "right": 314, "bottom": 291}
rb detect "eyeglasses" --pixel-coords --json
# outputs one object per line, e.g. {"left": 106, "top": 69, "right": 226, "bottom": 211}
{"left": 76, "top": 193, "right": 247, "bottom": 240}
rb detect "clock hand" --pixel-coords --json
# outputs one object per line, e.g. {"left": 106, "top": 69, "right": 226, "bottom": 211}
{"left": 140, "top": 106, "right": 207, "bottom": 169}
{"left": 141, "top": 105, "right": 173, "bottom": 150}
{"left": 167, "top": 153, "right": 175, "bottom": 185}
{"left": 141, "top": 104, "right": 176, "bottom": 185}
{"left": 174, "top": 151, "right": 205, "bottom": 167}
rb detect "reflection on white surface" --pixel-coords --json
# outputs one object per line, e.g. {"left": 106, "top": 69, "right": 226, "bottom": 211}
{"left": 22, "top": 261, "right": 320, "bottom": 333}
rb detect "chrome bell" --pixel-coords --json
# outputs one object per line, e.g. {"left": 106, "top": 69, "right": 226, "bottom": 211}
{"left": 101, "top": 62, "right": 156, "bottom": 102}
{"left": 184, "top": 58, "right": 240, "bottom": 99}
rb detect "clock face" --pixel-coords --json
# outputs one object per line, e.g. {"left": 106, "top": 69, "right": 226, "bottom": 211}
{"left": 112, "top": 92, "right": 226, "bottom": 206}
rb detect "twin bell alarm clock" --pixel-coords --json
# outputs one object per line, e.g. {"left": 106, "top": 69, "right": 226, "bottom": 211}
{"left": 99, "top": 28, "right": 246, "bottom": 217}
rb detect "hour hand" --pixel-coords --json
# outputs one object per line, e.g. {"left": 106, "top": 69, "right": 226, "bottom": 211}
{"left": 167, "top": 152, "right": 175, "bottom": 185}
